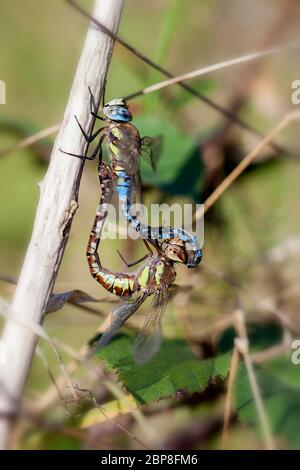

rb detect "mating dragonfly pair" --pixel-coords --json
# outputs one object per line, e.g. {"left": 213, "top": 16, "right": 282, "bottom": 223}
{"left": 61, "top": 88, "right": 202, "bottom": 363}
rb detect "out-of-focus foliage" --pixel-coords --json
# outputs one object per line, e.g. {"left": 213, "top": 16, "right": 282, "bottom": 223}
{"left": 236, "top": 363, "right": 300, "bottom": 450}
{"left": 137, "top": 116, "right": 203, "bottom": 199}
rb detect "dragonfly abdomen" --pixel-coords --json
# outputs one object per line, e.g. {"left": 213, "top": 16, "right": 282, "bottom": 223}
{"left": 87, "top": 252, "right": 136, "bottom": 297}
{"left": 120, "top": 187, "right": 203, "bottom": 268}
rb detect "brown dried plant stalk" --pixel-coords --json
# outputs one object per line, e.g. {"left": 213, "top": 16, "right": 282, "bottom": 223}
{"left": 0, "top": 0, "right": 125, "bottom": 450}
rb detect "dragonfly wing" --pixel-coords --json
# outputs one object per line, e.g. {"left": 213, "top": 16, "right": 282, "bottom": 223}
{"left": 133, "top": 171, "right": 142, "bottom": 205}
{"left": 134, "top": 289, "right": 169, "bottom": 364}
{"left": 122, "top": 171, "right": 143, "bottom": 223}
{"left": 141, "top": 136, "right": 163, "bottom": 172}
{"left": 88, "top": 293, "right": 148, "bottom": 356}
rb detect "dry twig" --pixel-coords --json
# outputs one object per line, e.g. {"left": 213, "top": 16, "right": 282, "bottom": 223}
{"left": 0, "top": 0, "right": 125, "bottom": 449}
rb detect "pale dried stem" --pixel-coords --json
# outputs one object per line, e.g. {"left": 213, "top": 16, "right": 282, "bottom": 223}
{"left": 195, "top": 110, "right": 300, "bottom": 221}
{"left": 0, "top": 0, "right": 125, "bottom": 449}
{"left": 234, "top": 309, "right": 275, "bottom": 450}
{"left": 0, "top": 124, "right": 60, "bottom": 159}
{"left": 137, "top": 42, "right": 299, "bottom": 97}
{"left": 3, "top": 42, "right": 299, "bottom": 161}
{"left": 222, "top": 345, "right": 239, "bottom": 449}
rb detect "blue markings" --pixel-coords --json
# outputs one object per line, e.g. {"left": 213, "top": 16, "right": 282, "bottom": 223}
{"left": 115, "top": 171, "right": 202, "bottom": 268}
{"left": 104, "top": 105, "right": 132, "bottom": 122}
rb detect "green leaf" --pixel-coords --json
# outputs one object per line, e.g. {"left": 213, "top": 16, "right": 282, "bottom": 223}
{"left": 135, "top": 116, "right": 203, "bottom": 200}
{"left": 263, "top": 356, "right": 300, "bottom": 390}
{"left": 218, "top": 323, "right": 283, "bottom": 354}
{"left": 97, "top": 333, "right": 230, "bottom": 405}
{"left": 234, "top": 362, "right": 300, "bottom": 449}
{"left": 216, "top": 322, "right": 300, "bottom": 448}
{"left": 217, "top": 322, "right": 300, "bottom": 448}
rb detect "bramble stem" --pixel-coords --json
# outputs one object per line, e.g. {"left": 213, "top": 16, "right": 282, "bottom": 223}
{"left": 0, "top": 0, "right": 124, "bottom": 449}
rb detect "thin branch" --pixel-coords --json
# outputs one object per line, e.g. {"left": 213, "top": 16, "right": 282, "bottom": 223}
{"left": 2, "top": 45, "right": 298, "bottom": 163}
{"left": 0, "top": 124, "right": 60, "bottom": 159}
{"left": 0, "top": 297, "right": 77, "bottom": 404}
{"left": 29, "top": 320, "right": 160, "bottom": 447}
{"left": 222, "top": 344, "right": 239, "bottom": 449}
{"left": 123, "top": 42, "right": 299, "bottom": 100}
{"left": 202, "top": 261, "right": 298, "bottom": 333}
{"left": 234, "top": 308, "right": 275, "bottom": 450}
{"left": 0, "top": 0, "right": 125, "bottom": 450}
{"left": 195, "top": 110, "right": 300, "bottom": 221}
{"left": 35, "top": 347, "right": 67, "bottom": 410}
{"left": 74, "top": 386, "right": 151, "bottom": 450}
{"left": 251, "top": 342, "right": 292, "bottom": 364}
{"left": 66, "top": 0, "right": 296, "bottom": 160}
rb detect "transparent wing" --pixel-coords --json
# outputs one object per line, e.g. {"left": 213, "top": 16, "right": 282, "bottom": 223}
{"left": 87, "top": 293, "right": 149, "bottom": 357}
{"left": 133, "top": 171, "right": 142, "bottom": 205}
{"left": 141, "top": 136, "right": 163, "bottom": 172}
{"left": 134, "top": 289, "right": 169, "bottom": 364}
{"left": 123, "top": 171, "right": 143, "bottom": 217}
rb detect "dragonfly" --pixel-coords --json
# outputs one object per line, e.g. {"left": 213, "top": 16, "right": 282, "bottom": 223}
{"left": 60, "top": 87, "right": 202, "bottom": 268}
{"left": 85, "top": 160, "right": 192, "bottom": 363}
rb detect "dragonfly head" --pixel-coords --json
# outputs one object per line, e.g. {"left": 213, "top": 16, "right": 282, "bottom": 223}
{"left": 163, "top": 238, "right": 202, "bottom": 268}
{"left": 163, "top": 238, "right": 188, "bottom": 265}
{"left": 103, "top": 98, "right": 132, "bottom": 122}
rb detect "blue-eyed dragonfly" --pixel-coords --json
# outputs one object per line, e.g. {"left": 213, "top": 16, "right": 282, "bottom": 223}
{"left": 60, "top": 88, "right": 202, "bottom": 268}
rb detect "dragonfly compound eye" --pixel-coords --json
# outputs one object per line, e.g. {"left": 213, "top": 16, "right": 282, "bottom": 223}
{"left": 103, "top": 99, "right": 132, "bottom": 122}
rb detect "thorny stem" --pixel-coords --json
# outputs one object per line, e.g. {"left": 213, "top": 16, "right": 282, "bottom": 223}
{"left": 0, "top": 0, "right": 125, "bottom": 449}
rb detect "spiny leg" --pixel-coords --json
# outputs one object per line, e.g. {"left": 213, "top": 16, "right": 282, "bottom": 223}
{"left": 74, "top": 115, "right": 105, "bottom": 143}
{"left": 143, "top": 239, "right": 154, "bottom": 255}
{"left": 102, "top": 76, "right": 107, "bottom": 108}
{"left": 117, "top": 238, "right": 153, "bottom": 267}
{"left": 88, "top": 86, "right": 105, "bottom": 121}
{"left": 117, "top": 249, "right": 149, "bottom": 268}
{"left": 60, "top": 133, "right": 105, "bottom": 161}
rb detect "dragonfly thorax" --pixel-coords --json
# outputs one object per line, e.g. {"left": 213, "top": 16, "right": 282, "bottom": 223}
{"left": 103, "top": 98, "right": 132, "bottom": 122}
{"left": 137, "top": 256, "right": 176, "bottom": 292}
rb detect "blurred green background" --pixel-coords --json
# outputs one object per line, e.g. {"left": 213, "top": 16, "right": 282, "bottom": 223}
{"left": 1, "top": 0, "right": 300, "bottom": 450}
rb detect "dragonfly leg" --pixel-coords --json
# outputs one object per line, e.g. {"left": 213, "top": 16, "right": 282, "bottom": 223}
{"left": 143, "top": 239, "right": 154, "bottom": 254}
{"left": 102, "top": 78, "right": 107, "bottom": 108}
{"left": 88, "top": 86, "right": 106, "bottom": 121}
{"left": 74, "top": 116, "right": 106, "bottom": 144}
{"left": 74, "top": 115, "right": 105, "bottom": 143}
{"left": 117, "top": 249, "right": 149, "bottom": 268}
{"left": 60, "top": 133, "right": 105, "bottom": 161}
{"left": 59, "top": 148, "right": 96, "bottom": 160}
